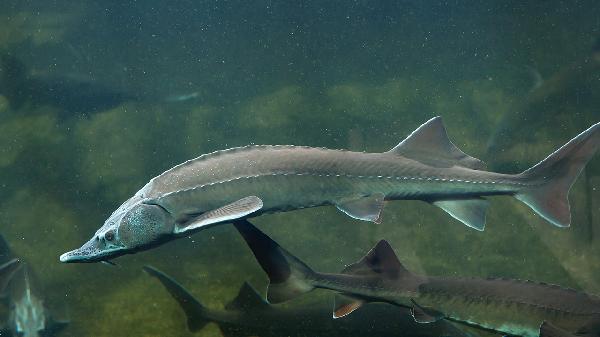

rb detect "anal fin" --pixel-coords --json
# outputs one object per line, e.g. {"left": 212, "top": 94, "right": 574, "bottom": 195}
{"left": 175, "top": 196, "right": 263, "bottom": 234}
{"left": 336, "top": 193, "right": 385, "bottom": 223}
{"left": 411, "top": 299, "right": 444, "bottom": 323}
{"left": 540, "top": 321, "right": 578, "bottom": 337}
{"left": 333, "top": 294, "right": 365, "bottom": 319}
{"left": 432, "top": 198, "right": 489, "bottom": 231}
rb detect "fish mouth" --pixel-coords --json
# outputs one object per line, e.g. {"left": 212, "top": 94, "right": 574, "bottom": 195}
{"left": 59, "top": 238, "right": 124, "bottom": 263}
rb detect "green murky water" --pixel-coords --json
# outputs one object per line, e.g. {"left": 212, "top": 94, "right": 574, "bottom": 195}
{"left": 0, "top": 1, "right": 599, "bottom": 336}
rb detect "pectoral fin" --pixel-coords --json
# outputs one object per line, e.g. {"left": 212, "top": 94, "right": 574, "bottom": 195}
{"left": 336, "top": 193, "right": 385, "bottom": 223}
{"left": 410, "top": 299, "right": 444, "bottom": 323}
{"left": 431, "top": 198, "right": 489, "bottom": 231}
{"left": 333, "top": 294, "right": 365, "bottom": 319}
{"left": 175, "top": 196, "right": 263, "bottom": 234}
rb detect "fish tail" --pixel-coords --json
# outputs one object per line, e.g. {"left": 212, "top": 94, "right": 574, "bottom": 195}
{"left": 234, "top": 220, "right": 316, "bottom": 304}
{"left": 516, "top": 121, "right": 600, "bottom": 227}
{"left": 143, "top": 266, "right": 212, "bottom": 332}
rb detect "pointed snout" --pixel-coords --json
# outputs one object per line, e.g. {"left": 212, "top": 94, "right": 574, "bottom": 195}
{"left": 60, "top": 237, "right": 101, "bottom": 263}
{"left": 60, "top": 237, "right": 122, "bottom": 263}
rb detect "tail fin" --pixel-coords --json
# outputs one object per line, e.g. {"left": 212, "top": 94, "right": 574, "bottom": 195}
{"left": 143, "top": 266, "right": 211, "bottom": 332}
{"left": 233, "top": 220, "right": 316, "bottom": 304}
{"left": 516, "top": 121, "right": 600, "bottom": 227}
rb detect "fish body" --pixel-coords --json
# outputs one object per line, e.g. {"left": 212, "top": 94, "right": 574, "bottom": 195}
{"left": 143, "top": 265, "right": 476, "bottom": 337}
{"left": 60, "top": 117, "right": 600, "bottom": 263}
{"left": 234, "top": 219, "right": 600, "bottom": 337}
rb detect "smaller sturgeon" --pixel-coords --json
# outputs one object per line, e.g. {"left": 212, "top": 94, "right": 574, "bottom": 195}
{"left": 60, "top": 117, "right": 600, "bottom": 263}
{"left": 233, "top": 219, "right": 600, "bottom": 337}
{"left": 144, "top": 265, "right": 476, "bottom": 337}
{"left": 0, "top": 236, "right": 69, "bottom": 337}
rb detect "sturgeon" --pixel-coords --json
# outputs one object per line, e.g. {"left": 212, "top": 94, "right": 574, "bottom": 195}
{"left": 0, "top": 236, "right": 69, "bottom": 337}
{"left": 60, "top": 117, "right": 600, "bottom": 263}
{"left": 144, "top": 265, "right": 476, "bottom": 337}
{"left": 234, "top": 219, "right": 600, "bottom": 337}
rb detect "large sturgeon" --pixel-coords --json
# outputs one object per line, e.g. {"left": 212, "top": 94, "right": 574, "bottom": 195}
{"left": 234, "top": 219, "right": 600, "bottom": 337}
{"left": 60, "top": 117, "right": 600, "bottom": 263}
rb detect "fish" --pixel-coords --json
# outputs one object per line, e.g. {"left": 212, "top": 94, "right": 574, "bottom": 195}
{"left": 233, "top": 219, "right": 600, "bottom": 337}
{"left": 60, "top": 116, "right": 600, "bottom": 263}
{"left": 0, "top": 53, "right": 135, "bottom": 117}
{"left": 164, "top": 91, "right": 201, "bottom": 103}
{"left": 143, "top": 265, "right": 478, "bottom": 337}
{"left": 0, "top": 236, "right": 69, "bottom": 337}
{"left": 486, "top": 37, "right": 600, "bottom": 172}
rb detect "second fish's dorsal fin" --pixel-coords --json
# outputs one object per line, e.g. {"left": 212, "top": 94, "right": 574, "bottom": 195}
{"left": 225, "top": 282, "right": 270, "bottom": 312}
{"left": 342, "top": 240, "right": 410, "bottom": 280}
{"left": 388, "top": 116, "right": 486, "bottom": 170}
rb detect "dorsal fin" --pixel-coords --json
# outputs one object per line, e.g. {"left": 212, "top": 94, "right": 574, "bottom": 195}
{"left": 225, "top": 282, "right": 270, "bottom": 312}
{"left": 387, "top": 116, "right": 486, "bottom": 170}
{"left": 341, "top": 240, "right": 410, "bottom": 280}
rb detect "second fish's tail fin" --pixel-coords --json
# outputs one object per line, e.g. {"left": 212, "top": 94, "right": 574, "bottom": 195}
{"left": 233, "top": 220, "right": 316, "bottom": 304}
{"left": 143, "top": 266, "right": 211, "bottom": 332}
{"left": 517, "top": 121, "right": 600, "bottom": 227}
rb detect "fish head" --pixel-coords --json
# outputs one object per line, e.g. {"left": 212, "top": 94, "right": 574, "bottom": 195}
{"left": 59, "top": 195, "right": 175, "bottom": 263}
{"left": 11, "top": 269, "right": 46, "bottom": 337}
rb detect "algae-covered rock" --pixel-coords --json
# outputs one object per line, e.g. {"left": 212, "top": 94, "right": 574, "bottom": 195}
{"left": 0, "top": 112, "right": 64, "bottom": 168}
{"left": 74, "top": 103, "right": 182, "bottom": 201}
{"left": 238, "top": 85, "right": 307, "bottom": 130}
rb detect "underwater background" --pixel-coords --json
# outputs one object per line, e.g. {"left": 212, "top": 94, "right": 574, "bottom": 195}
{"left": 0, "top": 0, "right": 599, "bottom": 336}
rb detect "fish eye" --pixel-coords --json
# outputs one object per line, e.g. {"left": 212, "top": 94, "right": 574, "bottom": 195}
{"left": 105, "top": 230, "right": 115, "bottom": 241}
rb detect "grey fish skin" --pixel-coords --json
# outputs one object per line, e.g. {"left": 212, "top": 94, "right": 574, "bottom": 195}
{"left": 143, "top": 265, "right": 476, "bottom": 337}
{"left": 0, "top": 236, "right": 69, "bottom": 337}
{"left": 234, "top": 219, "right": 600, "bottom": 337}
{"left": 60, "top": 117, "right": 600, "bottom": 263}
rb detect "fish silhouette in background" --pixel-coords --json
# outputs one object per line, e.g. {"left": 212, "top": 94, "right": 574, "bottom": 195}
{"left": 0, "top": 236, "right": 69, "bottom": 337}
{"left": 60, "top": 117, "right": 599, "bottom": 263}
{"left": 487, "top": 37, "right": 600, "bottom": 172}
{"left": 234, "top": 219, "right": 600, "bottom": 337}
{"left": 0, "top": 53, "right": 136, "bottom": 118}
{"left": 143, "top": 265, "right": 478, "bottom": 337}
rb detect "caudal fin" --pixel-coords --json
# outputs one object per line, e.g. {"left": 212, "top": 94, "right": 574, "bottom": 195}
{"left": 233, "top": 220, "right": 316, "bottom": 304}
{"left": 143, "top": 266, "right": 211, "bottom": 332}
{"left": 515, "top": 121, "right": 600, "bottom": 227}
